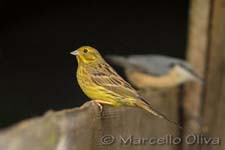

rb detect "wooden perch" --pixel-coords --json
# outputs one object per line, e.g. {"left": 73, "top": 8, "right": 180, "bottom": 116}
{"left": 0, "top": 101, "right": 179, "bottom": 150}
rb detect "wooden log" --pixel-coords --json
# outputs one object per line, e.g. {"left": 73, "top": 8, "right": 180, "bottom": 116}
{"left": 0, "top": 101, "right": 179, "bottom": 150}
{"left": 138, "top": 88, "right": 180, "bottom": 150}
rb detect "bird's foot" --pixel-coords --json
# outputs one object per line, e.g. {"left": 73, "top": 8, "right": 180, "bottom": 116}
{"left": 91, "top": 100, "right": 104, "bottom": 115}
{"left": 91, "top": 100, "right": 114, "bottom": 116}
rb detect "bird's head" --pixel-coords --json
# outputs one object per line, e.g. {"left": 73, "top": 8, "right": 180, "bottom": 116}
{"left": 70, "top": 46, "right": 103, "bottom": 64}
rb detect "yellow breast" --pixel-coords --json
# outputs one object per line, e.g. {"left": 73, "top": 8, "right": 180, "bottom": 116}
{"left": 76, "top": 65, "right": 132, "bottom": 106}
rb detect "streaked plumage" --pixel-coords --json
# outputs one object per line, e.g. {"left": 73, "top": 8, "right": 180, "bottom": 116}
{"left": 71, "top": 46, "right": 180, "bottom": 127}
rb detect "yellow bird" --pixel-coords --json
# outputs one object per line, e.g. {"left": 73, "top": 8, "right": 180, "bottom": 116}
{"left": 71, "top": 46, "right": 180, "bottom": 127}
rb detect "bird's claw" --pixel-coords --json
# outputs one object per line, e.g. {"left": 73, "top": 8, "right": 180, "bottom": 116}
{"left": 91, "top": 100, "right": 103, "bottom": 115}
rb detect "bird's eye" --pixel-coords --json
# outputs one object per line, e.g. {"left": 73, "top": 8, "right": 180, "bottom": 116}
{"left": 83, "top": 49, "right": 88, "bottom": 53}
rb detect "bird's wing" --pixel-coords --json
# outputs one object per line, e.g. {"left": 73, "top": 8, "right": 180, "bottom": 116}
{"left": 128, "top": 55, "right": 184, "bottom": 76}
{"left": 130, "top": 55, "right": 203, "bottom": 81}
{"left": 106, "top": 55, "right": 131, "bottom": 68}
{"left": 108, "top": 54, "right": 201, "bottom": 78}
{"left": 107, "top": 55, "right": 177, "bottom": 76}
{"left": 89, "top": 63, "right": 140, "bottom": 99}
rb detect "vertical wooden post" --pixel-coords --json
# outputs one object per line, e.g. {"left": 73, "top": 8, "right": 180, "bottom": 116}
{"left": 202, "top": 0, "right": 225, "bottom": 149}
{"left": 183, "top": 0, "right": 211, "bottom": 150}
{"left": 184, "top": 0, "right": 225, "bottom": 149}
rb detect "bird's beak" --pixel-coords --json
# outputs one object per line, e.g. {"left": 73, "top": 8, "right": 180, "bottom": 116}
{"left": 70, "top": 50, "right": 79, "bottom": 56}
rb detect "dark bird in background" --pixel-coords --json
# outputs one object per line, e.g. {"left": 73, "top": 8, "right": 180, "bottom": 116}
{"left": 107, "top": 55, "right": 203, "bottom": 89}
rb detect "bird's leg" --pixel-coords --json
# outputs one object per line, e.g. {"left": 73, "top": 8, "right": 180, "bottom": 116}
{"left": 91, "top": 100, "right": 103, "bottom": 112}
{"left": 91, "top": 100, "right": 114, "bottom": 115}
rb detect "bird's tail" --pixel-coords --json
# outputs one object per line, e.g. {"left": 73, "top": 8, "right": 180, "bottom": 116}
{"left": 135, "top": 100, "right": 182, "bottom": 129}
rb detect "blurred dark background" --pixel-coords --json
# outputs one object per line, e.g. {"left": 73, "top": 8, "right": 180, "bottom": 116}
{"left": 0, "top": 0, "right": 189, "bottom": 128}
